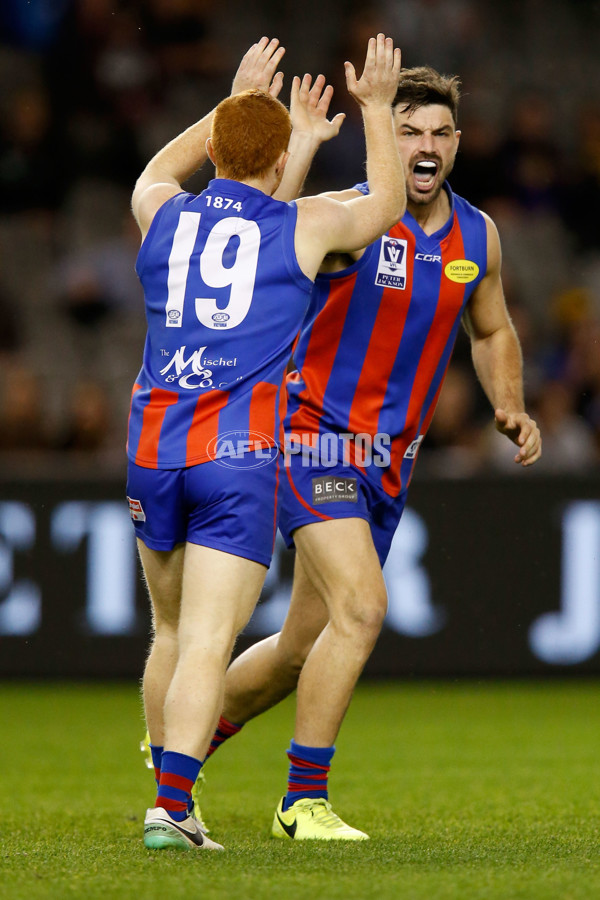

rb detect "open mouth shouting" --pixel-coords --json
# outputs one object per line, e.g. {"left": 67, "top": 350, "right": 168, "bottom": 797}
{"left": 411, "top": 159, "right": 439, "bottom": 193}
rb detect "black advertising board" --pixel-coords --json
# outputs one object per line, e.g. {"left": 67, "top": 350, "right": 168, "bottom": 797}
{"left": 0, "top": 476, "right": 599, "bottom": 677}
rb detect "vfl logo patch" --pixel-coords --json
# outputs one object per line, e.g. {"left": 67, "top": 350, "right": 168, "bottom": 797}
{"left": 312, "top": 476, "right": 358, "bottom": 505}
{"left": 375, "top": 237, "right": 407, "bottom": 289}
{"left": 127, "top": 497, "right": 146, "bottom": 522}
{"left": 445, "top": 259, "right": 479, "bottom": 283}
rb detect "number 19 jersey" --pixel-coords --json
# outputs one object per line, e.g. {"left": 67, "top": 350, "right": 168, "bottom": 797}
{"left": 127, "top": 179, "right": 313, "bottom": 469}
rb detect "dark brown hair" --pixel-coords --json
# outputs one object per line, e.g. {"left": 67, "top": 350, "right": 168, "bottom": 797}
{"left": 393, "top": 66, "right": 461, "bottom": 126}
{"left": 211, "top": 89, "right": 291, "bottom": 181}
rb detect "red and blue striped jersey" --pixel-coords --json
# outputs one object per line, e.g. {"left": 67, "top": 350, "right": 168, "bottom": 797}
{"left": 286, "top": 183, "right": 488, "bottom": 497}
{"left": 127, "top": 180, "right": 312, "bottom": 468}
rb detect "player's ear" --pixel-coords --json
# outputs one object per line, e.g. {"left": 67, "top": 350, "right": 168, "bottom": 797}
{"left": 275, "top": 150, "right": 289, "bottom": 178}
{"left": 455, "top": 129, "right": 461, "bottom": 147}
{"left": 206, "top": 138, "right": 216, "bottom": 166}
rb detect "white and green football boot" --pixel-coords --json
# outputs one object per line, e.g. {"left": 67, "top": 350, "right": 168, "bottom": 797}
{"left": 144, "top": 807, "right": 223, "bottom": 851}
{"left": 140, "top": 731, "right": 209, "bottom": 833}
{"left": 272, "top": 796, "right": 369, "bottom": 841}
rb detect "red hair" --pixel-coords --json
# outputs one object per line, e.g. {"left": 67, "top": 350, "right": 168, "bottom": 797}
{"left": 211, "top": 90, "right": 291, "bottom": 181}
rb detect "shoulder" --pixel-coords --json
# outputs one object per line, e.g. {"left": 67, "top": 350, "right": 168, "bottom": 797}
{"left": 132, "top": 183, "right": 187, "bottom": 239}
{"left": 451, "top": 187, "right": 487, "bottom": 223}
{"left": 479, "top": 211, "right": 501, "bottom": 272}
{"left": 295, "top": 194, "right": 347, "bottom": 228}
{"left": 449, "top": 187, "right": 496, "bottom": 273}
{"left": 452, "top": 189, "right": 500, "bottom": 245}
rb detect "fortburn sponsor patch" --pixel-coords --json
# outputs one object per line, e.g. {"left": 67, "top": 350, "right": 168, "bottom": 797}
{"left": 312, "top": 476, "right": 358, "bottom": 504}
{"left": 444, "top": 259, "right": 479, "bottom": 283}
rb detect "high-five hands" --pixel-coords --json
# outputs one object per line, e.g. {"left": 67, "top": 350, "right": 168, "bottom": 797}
{"left": 289, "top": 73, "right": 346, "bottom": 143}
{"left": 345, "top": 33, "right": 402, "bottom": 107}
{"left": 232, "top": 37, "right": 286, "bottom": 98}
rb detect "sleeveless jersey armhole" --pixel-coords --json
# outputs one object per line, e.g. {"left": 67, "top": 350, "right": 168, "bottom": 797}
{"left": 453, "top": 194, "right": 489, "bottom": 290}
{"left": 468, "top": 204, "right": 489, "bottom": 289}
{"left": 135, "top": 190, "right": 188, "bottom": 277}
{"left": 280, "top": 201, "right": 316, "bottom": 292}
{"left": 478, "top": 209, "right": 488, "bottom": 284}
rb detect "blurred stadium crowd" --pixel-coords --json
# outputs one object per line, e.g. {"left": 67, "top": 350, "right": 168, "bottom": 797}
{"left": 0, "top": 0, "right": 598, "bottom": 477}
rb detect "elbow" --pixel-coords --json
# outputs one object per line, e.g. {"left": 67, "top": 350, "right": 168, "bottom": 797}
{"left": 380, "top": 182, "right": 406, "bottom": 230}
{"left": 381, "top": 196, "right": 405, "bottom": 233}
{"left": 389, "top": 183, "right": 407, "bottom": 225}
{"left": 131, "top": 181, "right": 142, "bottom": 209}
{"left": 132, "top": 170, "right": 152, "bottom": 206}
{"left": 354, "top": 188, "right": 406, "bottom": 247}
{"left": 389, "top": 199, "right": 406, "bottom": 227}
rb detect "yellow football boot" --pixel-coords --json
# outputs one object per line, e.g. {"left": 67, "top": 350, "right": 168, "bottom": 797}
{"left": 272, "top": 796, "right": 369, "bottom": 841}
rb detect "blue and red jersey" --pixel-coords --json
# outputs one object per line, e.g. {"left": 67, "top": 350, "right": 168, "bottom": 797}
{"left": 127, "top": 179, "right": 312, "bottom": 468}
{"left": 286, "top": 182, "right": 488, "bottom": 497}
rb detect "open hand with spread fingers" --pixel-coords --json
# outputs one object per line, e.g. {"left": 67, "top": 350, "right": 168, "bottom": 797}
{"left": 495, "top": 409, "right": 542, "bottom": 466}
{"left": 231, "top": 36, "right": 286, "bottom": 98}
{"left": 289, "top": 73, "right": 346, "bottom": 144}
{"left": 344, "top": 33, "right": 402, "bottom": 108}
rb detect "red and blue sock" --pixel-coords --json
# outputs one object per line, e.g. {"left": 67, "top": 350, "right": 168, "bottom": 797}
{"left": 149, "top": 744, "right": 163, "bottom": 787}
{"left": 205, "top": 716, "right": 243, "bottom": 759}
{"left": 155, "top": 750, "right": 202, "bottom": 822}
{"left": 282, "top": 739, "right": 335, "bottom": 811}
{"left": 149, "top": 744, "right": 192, "bottom": 814}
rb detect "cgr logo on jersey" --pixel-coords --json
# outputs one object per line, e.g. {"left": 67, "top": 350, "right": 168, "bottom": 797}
{"left": 160, "top": 345, "right": 237, "bottom": 390}
{"left": 375, "top": 237, "right": 407, "bottom": 289}
{"left": 416, "top": 253, "right": 442, "bottom": 263}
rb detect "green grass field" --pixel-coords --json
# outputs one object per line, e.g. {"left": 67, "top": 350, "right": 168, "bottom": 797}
{"left": 1, "top": 680, "right": 599, "bottom": 900}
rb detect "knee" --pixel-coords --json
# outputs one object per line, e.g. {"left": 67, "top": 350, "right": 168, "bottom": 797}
{"left": 331, "top": 583, "right": 388, "bottom": 643}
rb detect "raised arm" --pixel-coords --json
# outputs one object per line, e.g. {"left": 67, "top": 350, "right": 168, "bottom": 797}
{"left": 294, "top": 34, "right": 405, "bottom": 275}
{"left": 274, "top": 73, "right": 345, "bottom": 202}
{"left": 463, "top": 215, "right": 542, "bottom": 466}
{"left": 131, "top": 37, "right": 286, "bottom": 239}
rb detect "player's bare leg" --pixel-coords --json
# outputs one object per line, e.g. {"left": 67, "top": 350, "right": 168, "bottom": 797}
{"left": 139, "top": 540, "right": 265, "bottom": 760}
{"left": 292, "top": 517, "right": 387, "bottom": 747}
{"left": 270, "top": 517, "right": 384, "bottom": 841}
{"left": 140, "top": 540, "right": 185, "bottom": 747}
{"left": 153, "top": 543, "right": 267, "bottom": 760}
{"left": 140, "top": 541, "right": 267, "bottom": 848}
{"left": 222, "top": 552, "right": 329, "bottom": 724}
{"left": 220, "top": 518, "right": 385, "bottom": 742}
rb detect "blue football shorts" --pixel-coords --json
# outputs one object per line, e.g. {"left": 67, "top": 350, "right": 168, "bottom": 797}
{"left": 278, "top": 449, "right": 408, "bottom": 567}
{"left": 126, "top": 452, "right": 279, "bottom": 567}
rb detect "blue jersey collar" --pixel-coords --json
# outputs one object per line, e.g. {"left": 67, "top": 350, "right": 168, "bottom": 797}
{"left": 401, "top": 182, "right": 455, "bottom": 244}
